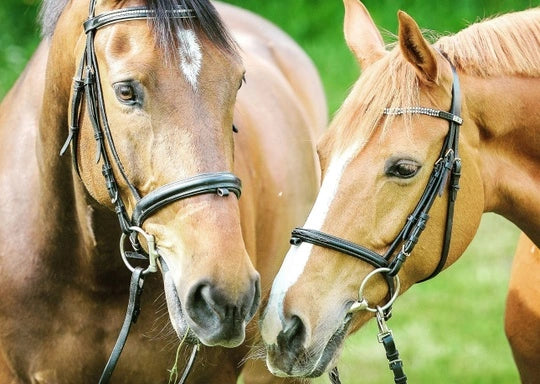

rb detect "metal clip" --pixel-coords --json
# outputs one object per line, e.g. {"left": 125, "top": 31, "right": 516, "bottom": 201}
{"left": 376, "top": 306, "right": 393, "bottom": 342}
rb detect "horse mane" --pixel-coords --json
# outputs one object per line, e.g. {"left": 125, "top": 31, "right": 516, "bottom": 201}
{"left": 436, "top": 8, "right": 540, "bottom": 78}
{"left": 39, "top": 0, "right": 236, "bottom": 54}
{"left": 329, "top": 8, "right": 540, "bottom": 153}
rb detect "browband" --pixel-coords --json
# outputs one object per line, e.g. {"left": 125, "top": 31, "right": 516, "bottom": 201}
{"left": 84, "top": 6, "right": 195, "bottom": 32}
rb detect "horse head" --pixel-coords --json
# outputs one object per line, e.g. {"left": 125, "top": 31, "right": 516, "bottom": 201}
{"left": 260, "top": 0, "right": 485, "bottom": 377}
{"left": 63, "top": 0, "right": 259, "bottom": 348}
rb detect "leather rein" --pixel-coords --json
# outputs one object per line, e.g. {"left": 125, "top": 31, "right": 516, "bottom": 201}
{"left": 60, "top": 1, "right": 242, "bottom": 382}
{"left": 291, "top": 62, "right": 463, "bottom": 384}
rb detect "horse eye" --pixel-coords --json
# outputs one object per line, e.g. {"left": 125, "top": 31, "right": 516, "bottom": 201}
{"left": 386, "top": 159, "right": 421, "bottom": 179}
{"left": 113, "top": 82, "right": 139, "bottom": 105}
{"left": 239, "top": 73, "right": 246, "bottom": 90}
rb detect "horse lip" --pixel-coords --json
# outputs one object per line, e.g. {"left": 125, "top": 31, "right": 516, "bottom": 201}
{"left": 305, "top": 313, "right": 352, "bottom": 377}
{"left": 266, "top": 313, "right": 352, "bottom": 378}
{"left": 163, "top": 268, "right": 199, "bottom": 344}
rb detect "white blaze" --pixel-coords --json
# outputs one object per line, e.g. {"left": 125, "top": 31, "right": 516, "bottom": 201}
{"left": 177, "top": 29, "right": 202, "bottom": 90}
{"left": 261, "top": 147, "right": 357, "bottom": 343}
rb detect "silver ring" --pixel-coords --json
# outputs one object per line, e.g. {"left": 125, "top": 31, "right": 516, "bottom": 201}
{"left": 349, "top": 267, "right": 400, "bottom": 313}
{"left": 120, "top": 226, "right": 158, "bottom": 275}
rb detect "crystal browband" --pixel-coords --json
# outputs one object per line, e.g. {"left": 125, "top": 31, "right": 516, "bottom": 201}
{"left": 383, "top": 107, "right": 463, "bottom": 125}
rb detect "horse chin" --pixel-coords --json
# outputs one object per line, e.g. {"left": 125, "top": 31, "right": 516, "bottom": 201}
{"left": 266, "top": 315, "right": 352, "bottom": 378}
{"left": 163, "top": 270, "right": 199, "bottom": 344}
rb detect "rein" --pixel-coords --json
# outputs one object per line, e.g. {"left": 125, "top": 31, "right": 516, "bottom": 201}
{"left": 291, "top": 62, "right": 463, "bottom": 384}
{"left": 60, "top": 1, "right": 241, "bottom": 382}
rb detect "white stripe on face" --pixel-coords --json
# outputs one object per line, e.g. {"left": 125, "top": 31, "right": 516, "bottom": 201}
{"left": 177, "top": 29, "right": 202, "bottom": 90}
{"left": 261, "top": 147, "right": 357, "bottom": 344}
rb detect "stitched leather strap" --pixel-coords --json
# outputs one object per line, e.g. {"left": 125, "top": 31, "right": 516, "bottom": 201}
{"left": 131, "top": 172, "right": 241, "bottom": 227}
{"left": 381, "top": 333, "right": 407, "bottom": 384}
{"left": 291, "top": 228, "right": 389, "bottom": 268}
{"left": 99, "top": 267, "right": 144, "bottom": 384}
{"left": 290, "top": 228, "right": 396, "bottom": 298}
{"left": 84, "top": 6, "right": 195, "bottom": 33}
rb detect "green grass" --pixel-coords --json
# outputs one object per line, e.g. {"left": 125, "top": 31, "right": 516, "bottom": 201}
{"left": 0, "top": 1, "right": 530, "bottom": 382}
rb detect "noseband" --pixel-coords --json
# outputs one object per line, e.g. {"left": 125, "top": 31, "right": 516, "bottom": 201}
{"left": 291, "top": 62, "right": 463, "bottom": 384}
{"left": 60, "top": 1, "right": 241, "bottom": 382}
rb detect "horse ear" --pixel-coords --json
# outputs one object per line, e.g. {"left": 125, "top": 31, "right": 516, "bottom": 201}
{"left": 343, "top": 0, "right": 386, "bottom": 69}
{"left": 398, "top": 10, "right": 439, "bottom": 84}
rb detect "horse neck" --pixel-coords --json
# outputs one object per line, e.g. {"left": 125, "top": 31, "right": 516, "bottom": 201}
{"left": 465, "top": 74, "right": 540, "bottom": 243}
{"left": 36, "top": 5, "right": 127, "bottom": 288}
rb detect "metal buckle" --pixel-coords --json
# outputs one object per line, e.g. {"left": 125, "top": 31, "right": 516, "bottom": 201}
{"left": 376, "top": 306, "right": 393, "bottom": 342}
{"left": 120, "top": 226, "right": 158, "bottom": 275}
{"left": 349, "top": 267, "right": 400, "bottom": 313}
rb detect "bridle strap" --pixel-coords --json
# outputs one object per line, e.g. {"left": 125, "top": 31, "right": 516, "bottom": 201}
{"left": 83, "top": 6, "right": 195, "bottom": 32}
{"left": 291, "top": 63, "right": 462, "bottom": 289}
{"left": 99, "top": 267, "right": 145, "bottom": 384}
{"left": 291, "top": 228, "right": 389, "bottom": 268}
{"left": 290, "top": 228, "right": 396, "bottom": 296}
{"left": 132, "top": 172, "right": 242, "bottom": 227}
{"left": 419, "top": 65, "right": 462, "bottom": 281}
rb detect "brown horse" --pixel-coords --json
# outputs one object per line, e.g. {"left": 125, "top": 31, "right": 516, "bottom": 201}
{"left": 0, "top": 0, "right": 325, "bottom": 383}
{"left": 506, "top": 233, "right": 540, "bottom": 383}
{"left": 260, "top": 0, "right": 539, "bottom": 382}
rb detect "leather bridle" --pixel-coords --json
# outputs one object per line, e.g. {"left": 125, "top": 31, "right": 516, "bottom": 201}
{"left": 59, "top": 1, "right": 241, "bottom": 382}
{"left": 290, "top": 61, "right": 463, "bottom": 384}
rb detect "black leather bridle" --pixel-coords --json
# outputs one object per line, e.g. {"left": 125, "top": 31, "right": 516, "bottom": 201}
{"left": 59, "top": 1, "right": 242, "bottom": 382}
{"left": 291, "top": 62, "right": 463, "bottom": 384}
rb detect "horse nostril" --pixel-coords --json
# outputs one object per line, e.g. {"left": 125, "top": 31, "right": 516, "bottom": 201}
{"left": 277, "top": 315, "right": 306, "bottom": 352}
{"left": 186, "top": 277, "right": 261, "bottom": 329}
{"left": 187, "top": 282, "right": 221, "bottom": 324}
{"left": 246, "top": 275, "right": 261, "bottom": 321}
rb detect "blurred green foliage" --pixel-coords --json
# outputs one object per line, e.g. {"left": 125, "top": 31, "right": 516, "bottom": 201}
{"left": 0, "top": 0, "right": 41, "bottom": 96}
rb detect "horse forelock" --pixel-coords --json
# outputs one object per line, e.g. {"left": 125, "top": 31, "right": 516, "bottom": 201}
{"left": 148, "top": 0, "right": 238, "bottom": 56}
{"left": 39, "top": 0, "right": 238, "bottom": 57}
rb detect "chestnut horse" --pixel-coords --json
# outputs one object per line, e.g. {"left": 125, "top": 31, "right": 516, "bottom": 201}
{"left": 0, "top": 0, "right": 325, "bottom": 383}
{"left": 260, "top": 0, "right": 539, "bottom": 382}
{"left": 506, "top": 234, "right": 540, "bottom": 383}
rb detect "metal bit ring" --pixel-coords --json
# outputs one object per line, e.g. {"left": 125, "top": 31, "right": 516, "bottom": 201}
{"left": 349, "top": 267, "right": 400, "bottom": 313}
{"left": 120, "top": 226, "right": 158, "bottom": 275}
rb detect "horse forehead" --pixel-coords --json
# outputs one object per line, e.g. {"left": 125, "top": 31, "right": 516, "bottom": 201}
{"left": 176, "top": 28, "right": 203, "bottom": 90}
{"left": 101, "top": 24, "right": 240, "bottom": 90}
